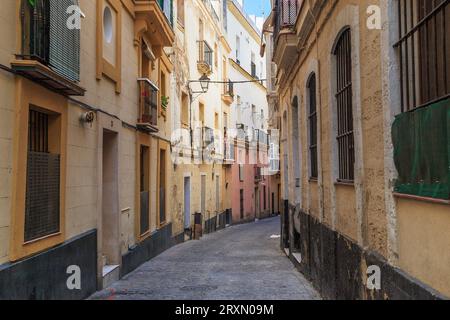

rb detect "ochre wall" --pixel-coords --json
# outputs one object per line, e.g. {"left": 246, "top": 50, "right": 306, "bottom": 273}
{"left": 397, "top": 199, "right": 450, "bottom": 297}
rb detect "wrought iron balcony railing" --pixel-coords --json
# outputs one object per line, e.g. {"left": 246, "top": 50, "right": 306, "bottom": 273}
{"left": 157, "top": 0, "right": 174, "bottom": 27}
{"left": 223, "top": 80, "right": 234, "bottom": 96}
{"left": 138, "top": 78, "right": 159, "bottom": 131}
{"left": 197, "top": 40, "right": 213, "bottom": 74}
{"left": 274, "top": 0, "right": 300, "bottom": 41}
{"left": 20, "top": 0, "right": 50, "bottom": 65}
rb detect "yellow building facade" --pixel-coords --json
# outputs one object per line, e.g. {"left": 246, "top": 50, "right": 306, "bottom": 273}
{"left": 267, "top": 0, "right": 449, "bottom": 299}
{"left": 0, "top": 0, "right": 186, "bottom": 299}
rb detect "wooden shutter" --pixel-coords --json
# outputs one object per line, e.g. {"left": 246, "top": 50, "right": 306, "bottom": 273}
{"left": 49, "top": 0, "right": 80, "bottom": 82}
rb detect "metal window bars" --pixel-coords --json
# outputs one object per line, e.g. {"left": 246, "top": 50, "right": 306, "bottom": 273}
{"left": 393, "top": 0, "right": 449, "bottom": 112}
{"left": 20, "top": 0, "right": 50, "bottom": 64}
{"left": 25, "top": 110, "right": 60, "bottom": 242}
{"left": 138, "top": 78, "right": 159, "bottom": 128}
{"left": 334, "top": 28, "right": 355, "bottom": 182}
{"left": 198, "top": 40, "right": 213, "bottom": 69}
{"left": 308, "top": 73, "right": 318, "bottom": 179}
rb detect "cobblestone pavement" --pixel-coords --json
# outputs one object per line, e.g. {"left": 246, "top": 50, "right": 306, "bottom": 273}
{"left": 90, "top": 217, "right": 321, "bottom": 300}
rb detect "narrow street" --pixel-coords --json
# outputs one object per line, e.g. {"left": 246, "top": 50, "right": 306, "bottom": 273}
{"left": 90, "top": 218, "right": 320, "bottom": 300}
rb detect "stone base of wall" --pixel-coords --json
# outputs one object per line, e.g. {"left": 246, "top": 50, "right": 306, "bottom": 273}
{"left": 121, "top": 223, "right": 182, "bottom": 277}
{"left": 0, "top": 230, "right": 97, "bottom": 300}
{"left": 284, "top": 208, "right": 446, "bottom": 300}
{"left": 204, "top": 211, "right": 229, "bottom": 235}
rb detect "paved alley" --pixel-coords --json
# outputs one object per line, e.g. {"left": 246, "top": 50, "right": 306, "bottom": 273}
{"left": 90, "top": 218, "right": 320, "bottom": 300}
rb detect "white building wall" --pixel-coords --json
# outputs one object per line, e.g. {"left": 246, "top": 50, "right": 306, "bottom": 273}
{"left": 226, "top": 0, "right": 268, "bottom": 138}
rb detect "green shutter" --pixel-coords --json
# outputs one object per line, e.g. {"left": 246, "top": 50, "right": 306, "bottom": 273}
{"left": 49, "top": 0, "right": 80, "bottom": 82}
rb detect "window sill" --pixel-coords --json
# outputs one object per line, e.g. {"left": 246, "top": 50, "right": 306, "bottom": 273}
{"left": 309, "top": 178, "right": 318, "bottom": 183}
{"left": 393, "top": 192, "right": 450, "bottom": 205}
{"left": 335, "top": 180, "right": 355, "bottom": 187}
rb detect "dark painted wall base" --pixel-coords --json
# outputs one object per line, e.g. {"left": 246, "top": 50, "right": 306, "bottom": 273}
{"left": 121, "top": 223, "right": 183, "bottom": 278}
{"left": 204, "top": 210, "right": 231, "bottom": 234}
{"left": 0, "top": 230, "right": 97, "bottom": 300}
{"left": 283, "top": 208, "right": 446, "bottom": 300}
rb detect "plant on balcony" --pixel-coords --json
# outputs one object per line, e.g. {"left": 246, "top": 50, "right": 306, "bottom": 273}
{"left": 161, "top": 96, "right": 169, "bottom": 110}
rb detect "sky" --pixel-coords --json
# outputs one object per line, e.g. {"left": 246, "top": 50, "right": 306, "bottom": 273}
{"left": 243, "top": 0, "right": 271, "bottom": 18}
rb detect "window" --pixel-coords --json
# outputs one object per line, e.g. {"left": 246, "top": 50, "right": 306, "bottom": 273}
{"left": 214, "top": 43, "right": 218, "bottom": 69}
{"left": 252, "top": 104, "right": 256, "bottom": 124}
{"left": 291, "top": 96, "right": 300, "bottom": 188}
{"left": 215, "top": 112, "right": 219, "bottom": 129}
{"left": 394, "top": 0, "right": 449, "bottom": 111}
{"left": 251, "top": 52, "right": 257, "bottom": 78}
{"left": 199, "top": 19, "right": 204, "bottom": 40}
{"left": 199, "top": 102, "right": 205, "bottom": 125}
{"left": 181, "top": 92, "right": 189, "bottom": 127}
{"left": 140, "top": 146, "right": 150, "bottom": 235}
{"left": 260, "top": 109, "right": 264, "bottom": 129}
{"left": 334, "top": 28, "right": 355, "bottom": 182}
{"left": 161, "top": 72, "right": 168, "bottom": 112}
{"left": 263, "top": 186, "right": 267, "bottom": 210}
{"left": 20, "top": 0, "right": 81, "bottom": 82}
{"left": 308, "top": 73, "right": 318, "bottom": 179}
{"left": 240, "top": 189, "right": 244, "bottom": 219}
{"left": 25, "top": 109, "right": 60, "bottom": 242}
{"left": 239, "top": 164, "right": 244, "bottom": 181}
{"left": 236, "top": 36, "right": 241, "bottom": 64}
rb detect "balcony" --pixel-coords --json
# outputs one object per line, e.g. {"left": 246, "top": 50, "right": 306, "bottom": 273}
{"left": 12, "top": 0, "right": 85, "bottom": 96}
{"left": 222, "top": 80, "right": 234, "bottom": 105}
{"left": 272, "top": 0, "right": 301, "bottom": 71}
{"left": 201, "top": 0, "right": 220, "bottom": 25}
{"left": 134, "top": 0, "right": 175, "bottom": 48}
{"left": 197, "top": 40, "right": 213, "bottom": 76}
{"left": 137, "top": 78, "right": 159, "bottom": 133}
{"left": 223, "top": 130, "right": 235, "bottom": 165}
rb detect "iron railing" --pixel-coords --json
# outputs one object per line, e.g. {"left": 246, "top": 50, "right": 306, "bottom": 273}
{"left": 138, "top": 78, "right": 159, "bottom": 127}
{"left": 393, "top": 0, "right": 449, "bottom": 112}
{"left": 157, "top": 0, "right": 174, "bottom": 27}
{"left": 334, "top": 28, "right": 355, "bottom": 182}
{"left": 20, "top": 0, "right": 50, "bottom": 64}
{"left": 198, "top": 40, "right": 213, "bottom": 69}
{"left": 223, "top": 80, "right": 234, "bottom": 96}
{"left": 274, "top": 0, "right": 300, "bottom": 41}
{"left": 201, "top": 0, "right": 220, "bottom": 24}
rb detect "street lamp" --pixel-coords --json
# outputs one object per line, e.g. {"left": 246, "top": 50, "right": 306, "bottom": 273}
{"left": 199, "top": 74, "right": 210, "bottom": 93}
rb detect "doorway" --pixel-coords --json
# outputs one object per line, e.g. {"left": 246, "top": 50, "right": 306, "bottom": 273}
{"left": 102, "top": 130, "right": 120, "bottom": 268}
{"left": 254, "top": 187, "right": 259, "bottom": 219}
{"left": 201, "top": 174, "right": 206, "bottom": 220}
{"left": 184, "top": 177, "right": 191, "bottom": 229}
{"left": 240, "top": 189, "right": 244, "bottom": 220}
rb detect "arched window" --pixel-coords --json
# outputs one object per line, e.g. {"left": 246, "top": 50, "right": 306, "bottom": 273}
{"left": 307, "top": 73, "right": 318, "bottom": 179}
{"left": 333, "top": 27, "right": 354, "bottom": 182}
{"left": 291, "top": 96, "right": 301, "bottom": 188}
